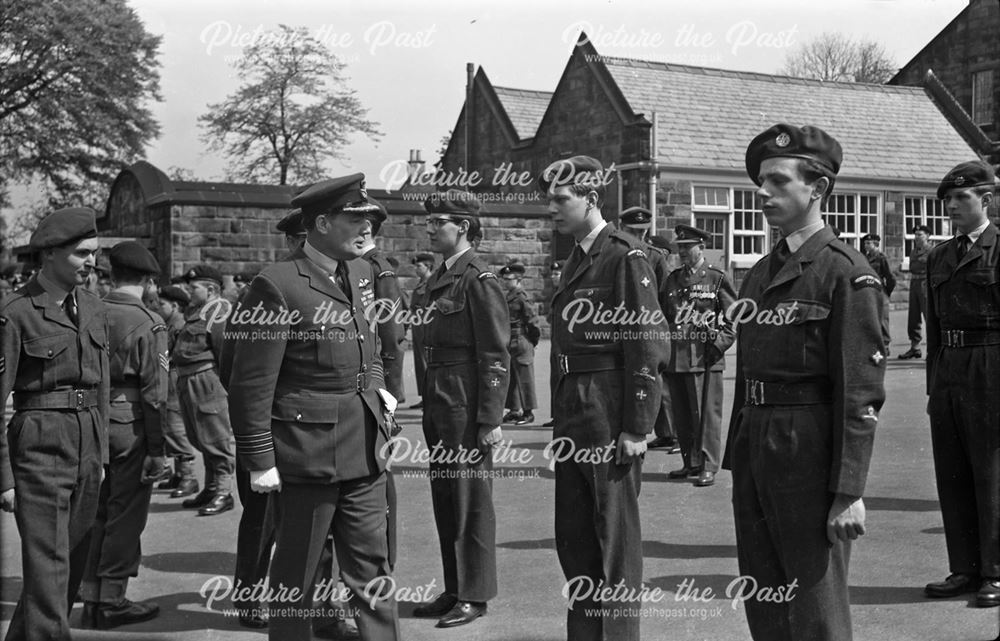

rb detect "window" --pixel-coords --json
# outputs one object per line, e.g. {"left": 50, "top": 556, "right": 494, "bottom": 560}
{"left": 972, "top": 70, "right": 995, "bottom": 127}
{"left": 823, "top": 193, "right": 880, "bottom": 250}
{"left": 902, "top": 196, "right": 951, "bottom": 266}
{"left": 732, "top": 189, "right": 765, "bottom": 256}
{"left": 693, "top": 186, "right": 730, "bottom": 209}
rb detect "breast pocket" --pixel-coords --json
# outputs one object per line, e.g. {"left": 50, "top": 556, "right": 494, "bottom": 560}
{"left": 568, "top": 286, "right": 612, "bottom": 341}
{"left": 22, "top": 334, "right": 70, "bottom": 388}
{"left": 780, "top": 299, "right": 831, "bottom": 371}
{"left": 965, "top": 269, "right": 1000, "bottom": 317}
{"left": 316, "top": 325, "right": 350, "bottom": 369}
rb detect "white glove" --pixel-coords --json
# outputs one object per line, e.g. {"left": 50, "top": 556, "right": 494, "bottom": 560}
{"left": 250, "top": 467, "right": 282, "bottom": 493}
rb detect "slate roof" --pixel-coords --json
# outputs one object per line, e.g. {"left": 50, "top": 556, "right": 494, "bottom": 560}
{"left": 492, "top": 86, "right": 552, "bottom": 139}
{"left": 601, "top": 58, "right": 980, "bottom": 183}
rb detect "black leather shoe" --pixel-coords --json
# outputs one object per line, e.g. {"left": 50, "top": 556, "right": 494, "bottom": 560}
{"left": 514, "top": 412, "right": 535, "bottom": 426}
{"left": 79, "top": 602, "right": 98, "bottom": 629}
{"left": 157, "top": 474, "right": 180, "bottom": 490}
{"left": 924, "top": 573, "right": 980, "bottom": 598}
{"left": 667, "top": 466, "right": 701, "bottom": 479}
{"left": 502, "top": 411, "right": 521, "bottom": 423}
{"left": 314, "top": 617, "right": 360, "bottom": 639}
{"left": 413, "top": 593, "right": 458, "bottom": 618}
{"left": 238, "top": 611, "right": 268, "bottom": 628}
{"left": 976, "top": 579, "right": 1000, "bottom": 607}
{"left": 694, "top": 470, "right": 716, "bottom": 487}
{"left": 96, "top": 599, "right": 159, "bottom": 629}
{"left": 172, "top": 480, "right": 201, "bottom": 500}
{"left": 436, "top": 601, "right": 486, "bottom": 628}
{"left": 897, "top": 347, "right": 922, "bottom": 360}
{"left": 198, "top": 493, "right": 234, "bottom": 516}
{"left": 648, "top": 436, "right": 675, "bottom": 449}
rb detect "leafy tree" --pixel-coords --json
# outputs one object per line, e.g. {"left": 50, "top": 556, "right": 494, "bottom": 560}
{"left": 780, "top": 33, "right": 896, "bottom": 84}
{"left": 0, "top": 0, "right": 162, "bottom": 208}
{"left": 199, "top": 25, "right": 382, "bottom": 186}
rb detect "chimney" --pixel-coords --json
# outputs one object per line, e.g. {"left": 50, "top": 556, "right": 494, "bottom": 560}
{"left": 407, "top": 149, "right": 425, "bottom": 181}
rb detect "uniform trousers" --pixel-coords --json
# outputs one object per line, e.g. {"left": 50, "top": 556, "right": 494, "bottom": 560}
{"left": 163, "top": 371, "right": 197, "bottom": 473}
{"left": 927, "top": 345, "right": 1000, "bottom": 578}
{"left": 177, "top": 369, "right": 234, "bottom": 493}
{"left": 504, "top": 337, "right": 537, "bottom": 413}
{"left": 730, "top": 403, "right": 853, "bottom": 641}
{"left": 665, "top": 371, "right": 724, "bottom": 472}
{"left": 652, "top": 374, "right": 676, "bottom": 441}
{"left": 5, "top": 409, "right": 102, "bottom": 641}
{"left": 906, "top": 277, "right": 927, "bottom": 344}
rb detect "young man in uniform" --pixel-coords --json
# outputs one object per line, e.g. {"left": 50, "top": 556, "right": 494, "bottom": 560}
{"left": 923, "top": 160, "right": 1000, "bottom": 608}
{"left": 723, "top": 124, "right": 886, "bottom": 641}
{"left": 155, "top": 285, "right": 200, "bottom": 497}
{"left": 173, "top": 265, "right": 235, "bottom": 516}
{"left": 80, "top": 241, "right": 168, "bottom": 629}
{"left": 664, "top": 224, "right": 737, "bottom": 488}
{"left": 499, "top": 259, "right": 539, "bottom": 426}
{"left": 862, "top": 233, "right": 895, "bottom": 354}
{"left": 412, "top": 190, "right": 509, "bottom": 628}
{"left": 542, "top": 156, "right": 669, "bottom": 641}
{"left": 0, "top": 207, "right": 109, "bottom": 641}
{"left": 542, "top": 260, "right": 564, "bottom": 429}
{"left": 227, "top": 173, "right": 400, "bottom": 641}
{"left": 408, "top": 252, "right": 435, "bottom": 410}
{"left": 899, "top": 224, "right": 933, "bottom": 359}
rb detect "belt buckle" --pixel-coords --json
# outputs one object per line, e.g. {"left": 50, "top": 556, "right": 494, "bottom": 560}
{"left": 559, "top": 354, "right": 570, "bottom": 375}
{"left": 747, "top": 380, "right": 765, "bottom": 406}
{"left": 948, "top": 329, "right": 964, "bottom": 347}
{"left": 424, "top": 346, "right": 433, "bottom": 362}
{"left": 357, "top": 372, "right": 368, "bottom": 392}
{"left": 75, "top": 389, "right": 85, "bottom": 410}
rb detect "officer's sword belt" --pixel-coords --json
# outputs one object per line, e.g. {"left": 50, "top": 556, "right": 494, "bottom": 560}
{"left": 744, "top": 379, "right": 832, "bottom": 406}
{"left": 13, "top": 388, "right": 100, "bottom": 411}
{"left": 940, "top": 329, "right": 1000, "bottom": 348}
{"left": 557, "top": 352, "right": 624, "bottom": 376}
{"left": 174, "top": 362, "right": 215, "bottom": 378}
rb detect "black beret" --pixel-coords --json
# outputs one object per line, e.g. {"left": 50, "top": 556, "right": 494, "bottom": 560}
{"left": 674, "top": 224, "right": 712, "bottom": 245}
{"left": 109, "top": 241, "right": 160, "bottom": 275}
{"left": 275, "top": 209, "right": 306, "bottom": 236}
{"left": 911, "top": 224, "right": 932, "bottom": 235}
{"left": 170, "top": 274, "right": 186, "bottom": 285}
{"left": 29, "top": 207, "right": 99, "bottom": 250}
{"left": 184, "top": 264, "right": 223, "bottom": 287}
{"left": 500, "top": 260, "right": 526, "bottom": 276}
{"left": 537, "top": 155, "right": 609, "bottom": 193}
{"left": 424, "top": 190, "right": 482, "bottom": 216}
{"left": 292, "top": 173, "right": 380, "bottom": 223}
{"left": 620, "top": 206, "right": 652, "bottom": 228}
{"left": 412, "top": 252, "right": 436, "bottom": 266}
{"left": 937, "top": 160, "right": 998, "bottom": 199}
{"left": 233, "top": 270, "right": 257, "bottom": 284}
{"left": 860, "top": 233, "right": 881, "bottom": 244}
{"left": 746, "top": 124, "right": 843, "bottom": 185}
{"left": 648, "top": 235, "right": 673, "bottom": 252}
{"left": 550, "top": 260, "right": 565, "bottom": 271}
{"left": 159, "top": 285, "right": 191, "bottom": 306}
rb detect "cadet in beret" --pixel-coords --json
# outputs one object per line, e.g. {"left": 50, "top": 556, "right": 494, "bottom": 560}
{"left": 276, "top": 208, "right": 307, "bottom": 256}
{"left": 663, "top": 224, "right": 736, "bottom": 487}
{"left": 0, "top": 207, "right": 109, "bottom": 641}
{"left": 227, "top": 173, "right": 400, "bottom": 640}
{"left": 723, "top": 124, "right": 886, "bottom": 641}
{"left": 409, "top": 252, "right": 436, "bottom": 409}
{"left": 618, "top": 207, "right": 678, "bottom": 453}
{"left": 861, "top": 233, "right": 895, "bottom": 354}
{"left": 155, "top": 285, "right": 200, "bottom": 497}
{"left": 412, "top": 190, "right": 509, "bottom": 628}
{"left": 542, "top": 260, "right": 564, "bottom": 428}
{"left": 924, "top": 160, "right": 1000, "bottom": 608}
{"left": 80, "top": 242, "right": 168, "bottom": 628}
{"left": 172, "top": 264, "right": 235, "bottom": 516}
{"left": 499, "top": 259, "right": 540, "bottom": 426}
{"left": 541, "top": 156, "right": 669, "bottom": 641}
{"left": 900, "top": 224, "right": 934, "bottom": 359}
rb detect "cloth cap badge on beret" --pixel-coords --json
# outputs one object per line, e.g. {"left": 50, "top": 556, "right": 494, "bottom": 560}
{"left": 954, "top": 176, "right": 965, "bottom": 186}
{"left": 187, "top": 269, "right": 196, "bottom": 278}
{"left": 775, "top": 133, "right": 791, "bottom": 148}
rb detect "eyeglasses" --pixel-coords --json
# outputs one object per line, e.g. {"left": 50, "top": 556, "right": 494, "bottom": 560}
{"left": 426, "top": 216, "right": 461, "bottom": 229}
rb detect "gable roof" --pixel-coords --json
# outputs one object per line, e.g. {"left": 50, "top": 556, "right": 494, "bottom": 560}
{"left": 492, "top": 85, "right": 552, "bottom": 139}
{"left": 598, "top": 55, "right": 979, "bottom": 183}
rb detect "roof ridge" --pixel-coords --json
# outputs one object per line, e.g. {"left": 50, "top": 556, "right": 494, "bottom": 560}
{"left": 491, "top": 85, "right": 554, "bottom": 97}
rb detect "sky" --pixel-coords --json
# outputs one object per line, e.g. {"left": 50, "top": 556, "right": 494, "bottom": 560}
{"left": 1, "top": 0, "right": 971, "bottom": 233}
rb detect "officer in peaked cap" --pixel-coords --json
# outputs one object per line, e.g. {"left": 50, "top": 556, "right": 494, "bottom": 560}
{"left": 499, "top": 259, "right": 540, "bottom": 426}
{"left": 413, "top": 190, "right": 509, "bottom": 628}
{"left": 923, "top": 159, "right": 1000, "bottom": 608}
{"left": 227, "top": 172, "right": 400, "bottom": 640}
{"left": 724, "top": 124, "right": 886, "bottom": 641}
{"left": 409, "top": 252, "right": 437, "bottom": 409}
{"left": 80, "top": 241, "right": 168, "bottom": 628}
{"left": 900, "top": 224, "right": 935, "bottom": 359}
{"left": 1, "top": 206, "right": 109, "bottom": 640}
{"left": 663, "top": 224, "right": 736, "bottom": 486}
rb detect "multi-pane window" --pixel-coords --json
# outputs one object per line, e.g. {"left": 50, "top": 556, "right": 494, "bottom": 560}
{"left": 823, "top": 194, "right": 880, "bottom": 250}
{"left": 732, "top": 189, "right": 765, "bottom": 256}
{"left": 972, "top": 70, "right": 995, "bottom": 127}
{"left": 903, "top": 196, "right": 951, "bottom": 263}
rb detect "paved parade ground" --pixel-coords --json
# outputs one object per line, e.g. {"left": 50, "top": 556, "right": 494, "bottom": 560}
{"left": 2, "top": 309, "right": 998, "bottom": 641}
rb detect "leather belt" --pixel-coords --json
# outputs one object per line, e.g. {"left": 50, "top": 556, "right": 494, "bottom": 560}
{"left": 744, "top": 379, "right": 832, "bottom": 406}
{"left": 13, "top": 388, "right": 100, "bottom": 412}
{"left": 175, "top": 362, "right": 215, "bottom": 378}
{"left": 941, "top": 329, "right": 1000, "bottom": 348}
{"left": 557, "top": 352, "right": 624, "bottom": 376}
{"left": 424, "top": 346, "right": 476, "bottom": 364}
{"left": 110, "top": 387, "right": 142, "bottom": 403}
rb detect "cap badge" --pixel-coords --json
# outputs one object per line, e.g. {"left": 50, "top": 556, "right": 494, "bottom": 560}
{"left": 188, "top": 269, "right": 196, "bottom": 278}
{"left": 775, "top": 133, "right": 791, "bottom": 148}
{"left": 359, "top": 179, "right": 368, "bottom": 200}
{"left": 954, "top": 176, "right": 965, "bottom": 186}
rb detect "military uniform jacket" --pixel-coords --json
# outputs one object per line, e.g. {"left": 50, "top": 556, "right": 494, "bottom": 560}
{"left": 363, "top": 248, "right": 405, "bottom": 362}
{"left": 550, "top": 225, "right": 670, "bottom": 437}
{"left": 410, "top": 279, "right": 430, "bottom": 343}
{"left": 226, "top": 248, "right": 388, "bottom": 483}
{"left": 722, "top": 225, "right": 886, "bottom": 497}
{"left": 506, "top": 286, "right": 539, "bottom": 363}
{"left": 926, "top": 223, "right": 1000, "bottom": 393}
{"left": 104, "top": 291, "right": 169, "bottom": 458}
{"left": 0, "top": 278, "right": 110, "bottom": 490}
{"left": 663, "top": 260, "right": 737, "bottom": 373}
{"left": 423, "top": 250, "right": 510, "bottom": 427}
{"left": 866, "top": 250, "right": 896, "bottom": 296}
{"left": 909, "top": 244, "right": 932, "bottom": 277}
{"left": 172, "top": 303, "right": 227, "bottom": 371}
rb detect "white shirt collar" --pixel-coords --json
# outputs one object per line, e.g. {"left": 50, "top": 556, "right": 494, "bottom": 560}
{"left": 579, "top": 220, "right": 609, "bottom": 254}
{"left": 962, "top": 219, "right": 990, "bottom": 243}
{"left": 444, "top": 247, "right": 473, "bottom": 271}
{"left": 302, "top": 240, "right": 339, "bottom": 275}
{"left": 785, "top": 219, "right": 826, "bottom": 254}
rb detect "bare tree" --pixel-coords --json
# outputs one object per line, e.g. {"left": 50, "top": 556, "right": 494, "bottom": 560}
{"left": 780, "top": 33, "right": 896, "bottom": 84}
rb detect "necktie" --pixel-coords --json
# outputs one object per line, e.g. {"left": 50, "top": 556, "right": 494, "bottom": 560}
{"left": 334, "top": 261, "right": 352, "bottom": 303}
{"left": 956, "top": 235, "right": 971, "bottom": 260}
{"left": 769, "top": 239, "right": 791, "bottom": 280}
{"left": 63, "top": 292, "right": 78, "bottom": 326}
{"left": 562, "top": 245, "right": 584, "bottom": 284}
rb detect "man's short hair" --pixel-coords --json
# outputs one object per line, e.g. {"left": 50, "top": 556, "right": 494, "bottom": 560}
{"left": 796, "top": 158, "right": 837, "bottom": 206}
{"left": 110, "top": 264, "right": 148, "bottom": 284}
